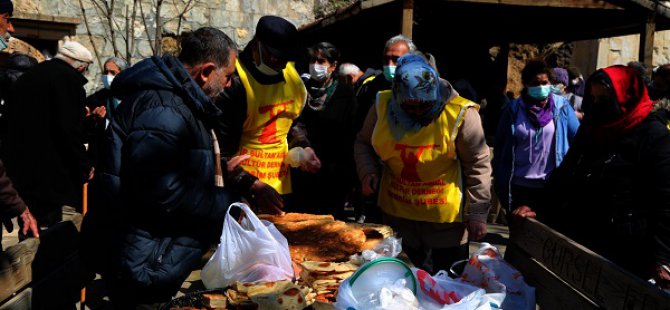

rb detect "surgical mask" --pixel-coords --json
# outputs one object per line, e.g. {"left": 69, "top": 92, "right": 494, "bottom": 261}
{"left": 550, "top": 84, "right": 564, "bottom": 95}
{"left": 256, "top": 42, "right": 280, "bottom": 76}
{"left": 383, "top": 65, "right": 396, "bottom": 82}
{"left": 309, "top": 63, "right": 330, "bottom": 82}
{"left": 571, "top": 78, "right": 580, "bottom": 85}
{"left": 527, "top": 85, "right": 552, "bottom": 100}
{"left": 102, "top": 74, "right": 114, "bottom": 89}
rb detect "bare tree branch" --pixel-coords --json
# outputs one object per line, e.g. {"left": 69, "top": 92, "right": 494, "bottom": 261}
{"left": 176, "top": 0, "right": 196, "bottom": 34}
{"left": 78, "top": 0, "right": 103, "bottom": 69}
{"left": 125, "top": 4, "right": 130, "bottom": 62}
{"left": 138, "top": 0, "right": 156, "bottom": 55}
{"left": 154, "top": 0, "right": 164, "bottom": 56}
{"left": 129, "top": 0, "right": 138, "bottom": 63}
{"left": 105, "top": 0, "right": 120, "bottom": 57}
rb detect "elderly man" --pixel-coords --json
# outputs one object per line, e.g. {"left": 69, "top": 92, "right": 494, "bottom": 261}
{"left": 214, "top": 15, "right": 320, "bottom": 214}
{"left": 355, "top": 35, "right": 416, "bottom": 131}
{"left": 1, "top": 41, "right": 93, "bottom": 233}
{"left": 88, "top": 27, "right": 240, "bottom": 307}
{"left": 0, "top": 0, "right": 13, "bottom": 51}
{"left": 350, "top": 35, "right": 416, "bottom": 223}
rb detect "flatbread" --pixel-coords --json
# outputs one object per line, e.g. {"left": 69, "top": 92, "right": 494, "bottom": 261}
{"left": 299, "top": 261, "right": 359, "bottom": 274}
{"left": 259, "top": 213, "right": 334, "bottom": 224}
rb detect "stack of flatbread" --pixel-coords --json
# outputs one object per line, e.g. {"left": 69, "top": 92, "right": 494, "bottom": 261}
{"left": 259, "top": 213, "right": 367, "bottom": 263}
{"left": 224, "top": 280, "right": 315, "bottom": 309}
{"left": 298, "top": 261, "right": 358, "bottom": 303}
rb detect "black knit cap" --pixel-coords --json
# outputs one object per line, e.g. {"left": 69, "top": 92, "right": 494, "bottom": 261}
{"left": 255, "top": 15, "right": 298, "bottom": 61}
{"left": 0, "top": 0, "right": 13, "bottom": 16}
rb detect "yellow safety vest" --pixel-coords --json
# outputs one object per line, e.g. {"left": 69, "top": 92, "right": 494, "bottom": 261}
{"left": 371, "top": 91, "right": 477, "bottom": 223}
{"left": 235, "top": 60, "right": 306, "bottom": 194}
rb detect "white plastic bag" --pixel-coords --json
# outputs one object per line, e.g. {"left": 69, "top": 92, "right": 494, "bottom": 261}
{"left": 201, "top": 203, "right": 294, "bottom": 289}
{"left": 457, "top": 243, "right": 535, "bottom": 310}
{"left": 413, "top": 268, "right": 500, "bottom": 310}
{"left": 336, "top": 278, "right": 421, "bottom": 310}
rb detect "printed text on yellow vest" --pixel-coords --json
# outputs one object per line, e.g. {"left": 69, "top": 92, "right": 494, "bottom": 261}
{"left": 371, "top": 91, "right": 477, "bottom": 223}
{"left": 235, "top": 60, "right": 307, "bottom": 194}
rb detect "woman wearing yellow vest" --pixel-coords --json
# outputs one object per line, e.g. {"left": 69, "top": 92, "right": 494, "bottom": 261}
{"left": 354, "top": 54, "right": 492, "bottom": 273}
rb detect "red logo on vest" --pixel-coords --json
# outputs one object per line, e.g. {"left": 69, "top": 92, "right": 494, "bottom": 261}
{"left": 395, "top": 144, "right": 438, "bottom": 182}
{"left": 258, "top": 100, "right": 292, "bottom": 144}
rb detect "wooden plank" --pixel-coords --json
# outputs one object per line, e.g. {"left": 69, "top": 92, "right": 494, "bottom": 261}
{"left": 444, "top": 0, "right": 622, "bottom": 10}
{"left": 402, "top": 0, "right": 413, "bottom": 38}
{"left": 510, "top": 218, "right": 670, "bottom": 310}
{"left": 640, "top": 12, "right": 655, "bottom": 73}
{"left": 505, "top": 243, "right": 601, "bottom": 310}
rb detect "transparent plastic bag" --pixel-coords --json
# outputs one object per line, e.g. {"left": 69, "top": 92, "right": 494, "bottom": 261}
{"left": 201, "top": 203, "right": 293, "bottom": 289}
{"left": 350, "top": 237, "right": 403, "bottom": 264}
{"left": 457, "top": 243, "right": 535, "bottom": 310}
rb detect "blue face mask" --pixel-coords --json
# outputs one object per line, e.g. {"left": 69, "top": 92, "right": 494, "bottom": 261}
{"left": 550, "top": 85, "right": 563, "bottom": 95}
{"left": 527, "top": 85, "right": 552, "bottom": 100}
{"left": 383, "top": 65, "right": 396, "bottom": 82}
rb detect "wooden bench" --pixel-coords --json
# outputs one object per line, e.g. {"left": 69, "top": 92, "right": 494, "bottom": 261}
{"left": 505, "top": 218, "right": 670, "bottom": 310}
{"left": 0, "top": 221, "right": 83, "bottom": 309}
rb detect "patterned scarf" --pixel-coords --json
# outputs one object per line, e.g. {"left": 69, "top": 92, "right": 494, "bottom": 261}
{"left": 388, "top": 54, "right": 443, "bottom": 140}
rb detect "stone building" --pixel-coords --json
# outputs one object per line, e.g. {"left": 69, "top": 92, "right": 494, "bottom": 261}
{"left": 591, "top": 31, "right": 670, "bottom": 69}
{"left": 10, "top": 0, "right": 315, "bottom": 92}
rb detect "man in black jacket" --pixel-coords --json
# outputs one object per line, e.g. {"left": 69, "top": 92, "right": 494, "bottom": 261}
{"left": 88, "top": 27, "right": 240, "bottom": 307}
{"left": 1, "top": 41, "right": 93, "bottom": 232}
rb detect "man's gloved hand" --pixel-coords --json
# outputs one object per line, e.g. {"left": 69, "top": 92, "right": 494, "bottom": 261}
{"left": 250, "top": 180, "right": 283, "bottom": 215}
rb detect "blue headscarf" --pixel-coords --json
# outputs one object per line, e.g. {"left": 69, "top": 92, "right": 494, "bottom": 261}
{"left": 388, "top": 54, "right": 443, "bottom": 140}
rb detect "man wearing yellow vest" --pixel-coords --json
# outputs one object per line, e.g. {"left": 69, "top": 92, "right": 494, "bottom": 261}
{"left": 214, "top": 16, "right": 320, "bottom": 214}
{"left": 354, "top": 54, "right": 491, "bottom": 273}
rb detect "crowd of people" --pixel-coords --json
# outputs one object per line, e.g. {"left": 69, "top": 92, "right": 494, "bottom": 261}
{"left": 0, "top": 0, "right": 668, "bottom": 307}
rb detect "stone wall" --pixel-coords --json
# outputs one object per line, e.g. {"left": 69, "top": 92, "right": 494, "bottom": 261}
{"left": 596, "top": 30, "right": 670, "bottom": 69}
{"left": 13, "top": 0, "right": 315, "bottom": 92}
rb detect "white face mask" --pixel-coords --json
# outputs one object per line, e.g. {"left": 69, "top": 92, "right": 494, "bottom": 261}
{"left": 256, "top": 42, "right": 280, "bottom": 76}
{"left": 102, "top": 74, "right": 114, "bottom": 89}
{"left": 309, "top": 63, "right": 330, "bottom": 82}
{"left": 571, "top": 78, "right": 580, "bottom": 86}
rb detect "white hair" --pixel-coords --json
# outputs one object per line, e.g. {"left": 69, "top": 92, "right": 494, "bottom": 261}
{"left": 54, "top": 53, "right": 88, "bottom": 69}
{"left": 339, "top": 63, "right": 361, "bottom": 76}
{"left": 384, "top": 35, "right": 417, "bottom": 53}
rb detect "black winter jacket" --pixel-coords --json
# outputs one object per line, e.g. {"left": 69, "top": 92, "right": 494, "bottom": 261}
{"left": 547, "top": 110, "right": 670, "bottom": 279}
{"left": 84, "top": 56, "right": 237, "bottom": 301}
{"left": 1, "top": 58, "right": 90, "bottom": 213}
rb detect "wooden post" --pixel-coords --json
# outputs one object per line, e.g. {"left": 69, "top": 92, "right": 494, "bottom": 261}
{"left": 639, "top": 12, "right": 655, "bottom": 74}
{"left": 402, "top": 0, "right": 414, "bottom": 38}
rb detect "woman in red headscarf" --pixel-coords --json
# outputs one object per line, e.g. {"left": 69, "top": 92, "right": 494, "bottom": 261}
{"left": 544, "top": 65, "right": 670, "bottom": 290}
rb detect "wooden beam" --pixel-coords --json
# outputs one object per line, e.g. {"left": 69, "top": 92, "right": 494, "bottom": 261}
{"left": 505, "top": 244, "right": 601, "bottom": 310}
{"left": 402, "top": 0, "right": 414, "bottom": 38}
{"left": 509, "top": 218, "right": 670, "bottom": 310}
{"left": 640, "top": 12, "right": 656, "bottom": 73}
{"left": 444, "top": 0, "right": 622, "bottom": 10}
